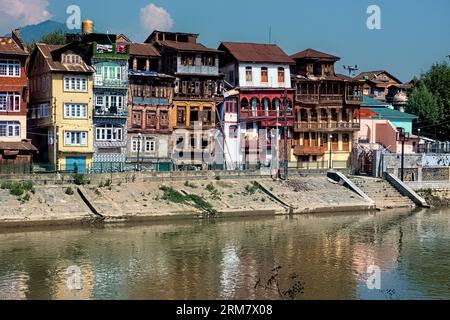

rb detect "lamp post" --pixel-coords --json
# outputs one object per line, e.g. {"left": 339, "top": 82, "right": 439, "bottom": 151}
{"left": 329, "top": 134, "right": 333, "bottom": 169}
{"left": 397, "top": 128, "right": 409, "bottom": 181}
{"left": 417, "top": 128, "right": 421, "bottom": 153}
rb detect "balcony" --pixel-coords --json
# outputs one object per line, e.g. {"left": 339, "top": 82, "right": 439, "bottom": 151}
{"left": 177, "top": 64, "right": 219, "bottom": 76}
{"left": 293, "top": 145, "right": 326, "bottom": 156}
{"left": 345, "top": 94, "right": 363, "bottom": 104}
{"left": 94, "top": 76, "right": 128, "bottom": 89}
{"left": 94, "top": 106, "right": 127, "bottom": 118}
{"left": 240, "top": 109, "right": 294, "bottom": 121}
{"left": 294, "top": 121, "right": 360, "bottom": 132}
{"left": 295, "top": 94, "right": 320, "bottom": 104}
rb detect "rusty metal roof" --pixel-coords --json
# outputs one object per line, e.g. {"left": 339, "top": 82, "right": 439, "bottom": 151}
{"left": 354, "top": 70, "right": 402, "bottom": 84}
{"left": 158, "top": 40, "right": 222, "bottom": 53}
{"left": 0, "top": 37, "right": 28, "bottom": 56}
{"left": 219, "top": 42, "right": 294, "bottom": 64}
{"left": 128, "top": 43, "right": 161, "bottom": 57}
{"left": 290, "top": 48, "right": 340, "bottom": 61}
{"left": 36, "top": 43, "right": 95, "bottom": 73}
{"left": 0, "top": 141, "right": 38, "bottom": 151}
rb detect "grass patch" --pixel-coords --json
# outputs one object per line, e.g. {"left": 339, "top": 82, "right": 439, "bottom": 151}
{"left": 73, "top": 173, "right": 86, "bottom": 185}
{"left": 243, "top": 182, "right": 259, "bottom": 196}
{"left": 2, "top": 181, "right": 34, "bottom": 197}
{"left": 205, "top": 183, "right": 221, "bottom": 200}
{"left": 65, "top": 187, "right": 74, "bottom": 195}
{"left": 160, "top": 186, "right": 217, "bottom": 216}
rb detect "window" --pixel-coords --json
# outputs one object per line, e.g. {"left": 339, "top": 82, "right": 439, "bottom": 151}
{"left": 261, "top": 67, "right": 268, "bottom": 83}
{"left": 64, "top": 76, "right": 88, "bottom": 92}
{"left": 146, "top": 111, "right": 157, "bottom": 128}
{"left": 145, "top": 138, "right": 156, "bottom": 152}
{"left": 64, "top": 104, "right": 88, "bottom": 119}
{"left": 0, "top": 92, "right": 20, "bottom": 112}
{"left": 0, "top": 60, "right": 21, "bottom": 77}
{"left": 62, "top": 54, "right": 81, "bottom": 64}
{"left": 225, "top": 100, "right": 237, "bottom": 113}
{"left": 177, "top": 107, "right": 186, "bottom": 125}
{"left": 278, "top": 67, "right": 285, "bottom": 83}
{"left": 190, "top": 107, "right": 199, "bottom": 123}
{"left": 132, "top": 136, "right": 144, "bottom": 152}
{"left": 202, "top": 55, "right": 215, "bottom": 66}
{"left": 229, "top": 125, "right": 238, "bottom": 139}
{"left": 132, "top": 111, "right": 142, "bottom": 128}
{"left": 181, "top": 54, "right": 196, "bottom": 66}
{"left": 203, "top": 107, "right": 212, "bottom": 123}
{"left": 64, "top": 131, "right": 88, "bottom": 146}
{"left": 245, "top": 67, "right": 252, "bottom": 82}
{"left": 36, "top": 103, "right": 50, "bottom": 118}
{"left": 96, "top": 124, "right": 123, "bottom": 142}
{"left": 95, "top": 95, "right": 125, "bottom": 112}
{"left": 0, "top": 121, "right": 20, "bottom": 137}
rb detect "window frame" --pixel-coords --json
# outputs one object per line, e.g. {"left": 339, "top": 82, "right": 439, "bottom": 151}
{"left": 0, "top": 59, "right": 21, "bottom": 78}
{"left": 64, "top": 103, "right": 88, "bottom": 119}
{"left": 63, "top": 76, "right": 88, "bottom": 92}
{"left": 0, "top": 121, "right": 20, "bottom": 137}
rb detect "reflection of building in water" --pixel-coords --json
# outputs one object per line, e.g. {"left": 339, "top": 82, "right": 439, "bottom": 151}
{"left": 0, "top": 271, "right": 29, "bottom": 300}
{"left": 52, "top": 263, "right": 95, "bottom": 300}
{"left": 219, "top": 245, "right": 240, "bottom": 299}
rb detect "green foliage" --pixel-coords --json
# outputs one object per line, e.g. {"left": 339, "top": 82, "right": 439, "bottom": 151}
{"left": 407, "top": 62, "right": 450, "bottom": 139}
{"left": 73, "top": 174, "right": 86, "bottom": 185}
{"left": 2, "top": 181, "right": 34, "bottom": 197}
{"left": 159, "top": 186, "right": 217, "bottom": 216}
{"left": 65, "top": 187, "right": 74, "bottom": 195}
{"left": 27, "top": 29, "right": 67, "bottom": 53}
{"left": 244, "top": 182, "right": 259, "bottom": 196}
{"left": 205, "top": 183, "right": 221, "bottom": 200}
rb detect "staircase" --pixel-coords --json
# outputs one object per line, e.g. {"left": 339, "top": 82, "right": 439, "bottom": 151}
{"left": 351, "top": 176, "right": 416, "bottom": 210}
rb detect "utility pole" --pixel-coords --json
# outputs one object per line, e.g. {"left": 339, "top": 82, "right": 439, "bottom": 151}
{"left": 283, "top": 89, "right": 288, "bottom": 180}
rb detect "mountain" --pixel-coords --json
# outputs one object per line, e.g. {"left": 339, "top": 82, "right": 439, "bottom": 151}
{"left": 4, "top": 20, "right": 80, "bottom": 43}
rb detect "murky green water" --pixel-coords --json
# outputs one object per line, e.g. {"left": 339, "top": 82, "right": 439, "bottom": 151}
{"left": 0, "top": 208, "right": 449, "bottom": 300}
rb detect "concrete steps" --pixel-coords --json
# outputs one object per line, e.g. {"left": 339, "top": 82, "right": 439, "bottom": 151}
{"left": 351, "top": 177, "right": 416, "bottom": 210}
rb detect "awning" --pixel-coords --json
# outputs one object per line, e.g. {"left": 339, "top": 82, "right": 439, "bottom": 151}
{"left": 0, "top": 141, "right": 38, "bottom": 152}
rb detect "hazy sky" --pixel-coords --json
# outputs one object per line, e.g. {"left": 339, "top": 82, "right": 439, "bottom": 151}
{"left": 1, "top": 0, "right": 449, "bottom": 82}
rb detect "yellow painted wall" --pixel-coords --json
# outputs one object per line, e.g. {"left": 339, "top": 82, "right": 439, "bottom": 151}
{"left": 170, "top": 101, "right": 216, "bottom": 127}
{"left": 51, "top": 73, "right": 94, "bottom": 168}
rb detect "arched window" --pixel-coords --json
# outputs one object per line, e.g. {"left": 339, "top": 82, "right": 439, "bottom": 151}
{"left": 250, "top": 97, "right": 260, "bottom": 109}
{"left": 262, "top": 97, "right": 270, "bottom": 110}
{"left": 241, "top": 98, "right": 249, "bottom": 110}
{"left": 272, "top": 98, "right": 281, "bottom": 111}
{"left": 300, "top": 109, "right": 308, "bottom": 122}
{"left": 311, "top": 108, "right": 318, "bottom": 122}
{"left": 285, "top": 98, "right": 292, "bottom": 111}
{"left": 320, "top": 108, "right": 328, "bottom": 122}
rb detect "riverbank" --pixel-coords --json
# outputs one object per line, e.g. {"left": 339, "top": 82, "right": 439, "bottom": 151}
{"left": 0, "top": 175, "right": 376, "bottom": 228}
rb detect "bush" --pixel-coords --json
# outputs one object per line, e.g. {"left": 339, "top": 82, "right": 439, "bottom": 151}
{"left": 65, "top": 187, "right": 74, "bottom": 195}
{"left": 22, "top": 193, "right": 31, "bottom": 202}
{"left": 73, "top": 173, "right": 86, "bottom": 185}
{"left": 9, "top": 182, "right": 25, "bottom": 196}
{"left": 1, "top": 181, "right": 12, "bottom": 189}
{"left": 22, "top": 181, "right": 33, "bottom": 191}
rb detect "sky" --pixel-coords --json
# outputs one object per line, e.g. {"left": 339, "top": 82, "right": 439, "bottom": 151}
{"left": 0, "top": 0, "right": 449, "bottom": 82}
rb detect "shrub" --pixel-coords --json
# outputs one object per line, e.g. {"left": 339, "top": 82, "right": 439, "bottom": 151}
{"left": 73, "top": 173, "right": 86, "bottom": 185}
{"left": 9, "top": 182, "right": 25, "bottom": 196}
{"left": 22, "top": 181, "right": 33, "bottom": 191}
{"left": 65, "top": 187, "right": 74, "bottom": 195}
{"left": 104, "top": 179, "right": 112, "bottom": 187}
{"left": 22, "top": 193, "right": 31, "bottom": 202}
{"left": 1, "top": 181, "right": 12, "bottom": 189}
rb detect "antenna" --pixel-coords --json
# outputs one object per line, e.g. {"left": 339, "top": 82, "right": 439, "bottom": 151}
{"left": 343, "top": 65, "right": 359, "bottom": 76}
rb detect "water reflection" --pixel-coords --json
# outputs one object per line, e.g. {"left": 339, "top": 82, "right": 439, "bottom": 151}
{"left": 0, "top": 208, "right": 449, "bottom": 300}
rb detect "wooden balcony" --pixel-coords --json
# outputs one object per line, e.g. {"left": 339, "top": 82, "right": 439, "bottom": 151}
{"left": 240, "top": 109, "right": 294, "bottom": 121}
{"left": 296, "top": 93, "right": 344, "bottom": 104}
{"left": 293, "top": 145, "right": 326, "bottom": 156}
{"left": 345, "top": 94, "right": 363, "bottom": 104}
{"left": 294, "top": 121, "right": 360, "bottom": 132}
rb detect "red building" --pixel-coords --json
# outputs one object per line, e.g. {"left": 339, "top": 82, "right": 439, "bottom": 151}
{"left": 0, "top": 30, "right": 37, "bottom": 172}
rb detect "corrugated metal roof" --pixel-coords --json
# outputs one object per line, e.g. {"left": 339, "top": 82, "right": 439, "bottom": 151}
{"left": 158, "top": 40, "right": 221, "bottom": 53}
{"left": 128, "top": 43, "right": 161, "bottom": 57}
{"left": 219, "top": 42, "right": 294, "bottom": 64}
{"left": 37, "top": 43, "right": 95, "bottom": 73}
{"left": 0, "top": 37, "right": 28, "bottom": 56}
{"left": 366, "top": 106, "right": 418, "bottom": 120}
{"left": 0, "top": 141, "right": 38, "bottom": 151}
{"left": 290, "top": 48, "right": 340, "bottom": 61}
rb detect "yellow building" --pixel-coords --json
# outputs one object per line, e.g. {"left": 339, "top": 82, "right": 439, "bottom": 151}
{"left": 28, "top": 43, "right": 96, "bottom": 172}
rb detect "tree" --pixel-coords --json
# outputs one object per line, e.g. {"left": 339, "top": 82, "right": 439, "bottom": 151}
{"left": 407, "top": 62, "right": 450, "bottom": 140}
{"left": 27, "top": 29, "right": 68, "bottom": 53}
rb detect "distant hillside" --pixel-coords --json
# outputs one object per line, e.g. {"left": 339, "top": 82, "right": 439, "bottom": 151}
{"left": 4, "top": 20, "right": 80, "bottom": 43}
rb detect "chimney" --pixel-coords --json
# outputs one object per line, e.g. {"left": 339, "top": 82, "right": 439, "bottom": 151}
{"left": 82, "top": 20, "right": 94, "bottom": 34}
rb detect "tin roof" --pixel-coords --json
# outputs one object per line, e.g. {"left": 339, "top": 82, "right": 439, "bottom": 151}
{"left": 158, "top": 40, "right": 221, "bottom": 53}
{"left": 290, "top": 48, "right": 340, "bottom": 61}
{"left": 35, "top": 43, "right": 95, "bottom": 73}
{"left": 219, "top": 42, "right": 294, "bottom": 64}
{"left": 128, "top": 43, "right": 161, "bottom": 57}
{"left": 0, "top": 141, "right": 38, "bottom": 151}
{"left": 0, "top": 37, "right": 28, "bottom": 56}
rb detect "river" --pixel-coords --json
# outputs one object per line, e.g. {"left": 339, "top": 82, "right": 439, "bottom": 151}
{"left": 0, "top": 208, "right": 449, "bottom": 300}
